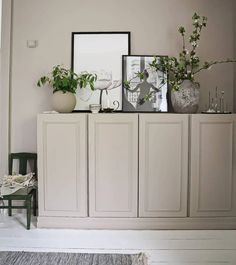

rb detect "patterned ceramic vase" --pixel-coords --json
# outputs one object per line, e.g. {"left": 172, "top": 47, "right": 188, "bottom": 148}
{"left": 171, "top": 80, "right": 200, "bottom": 113}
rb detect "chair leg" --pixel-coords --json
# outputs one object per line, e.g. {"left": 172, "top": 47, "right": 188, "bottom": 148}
{"left": 0, "top": 199, "right": 4, "bottom": 214}
{"left": 26, "top": 198, "right": 31, "bottom": 230}
{"left": 33, "top": 190, "right": 37, "bottom": 216}
{"left": 8, "top": 200, "right": 12, "bottom": 216}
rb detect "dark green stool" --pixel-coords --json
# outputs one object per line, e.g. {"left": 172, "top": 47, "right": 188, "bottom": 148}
{"left": 0, "top": 153, "right": 37, "bottom": 229}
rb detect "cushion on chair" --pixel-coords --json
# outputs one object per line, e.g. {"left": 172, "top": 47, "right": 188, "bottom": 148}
{"left": 0, "top": 173, "right": 37, "bottom": 196}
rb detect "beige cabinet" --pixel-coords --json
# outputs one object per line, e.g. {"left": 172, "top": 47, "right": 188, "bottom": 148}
{"left": 190, "top": 114, "right": 236, "bottom": 217}
{"left": 37, "top": 114, "right": 87, "bottom": 217}
{"left": 37, "top": 113, "right": 236, "bottom": 229}
{"left": 139, "top": 114, "right": 189, "bottom": 217}
{"left": 88, "top": 114, "right": 138, "bottom": 217}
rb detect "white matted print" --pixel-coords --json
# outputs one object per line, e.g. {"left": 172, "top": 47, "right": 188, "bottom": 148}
{"left": 72, "top": 32, "right": 130, "bottom": 110}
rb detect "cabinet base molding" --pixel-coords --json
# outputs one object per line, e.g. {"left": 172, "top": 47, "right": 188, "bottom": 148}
{"left": 37, "top": 216, "right": 236, "bottom": 230}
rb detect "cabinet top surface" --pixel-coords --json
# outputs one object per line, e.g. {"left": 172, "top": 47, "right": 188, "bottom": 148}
{"left": 38, "top": 113, "right": 236, "bottom": 117}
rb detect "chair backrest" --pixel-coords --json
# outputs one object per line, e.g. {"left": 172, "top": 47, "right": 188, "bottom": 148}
{"left": 8, "top": 153, "right": 37, "bottom": 176}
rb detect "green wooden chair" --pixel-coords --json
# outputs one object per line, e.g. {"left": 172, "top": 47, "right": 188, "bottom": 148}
{"left": 0, "top": 153, "right": 37, "bottom": 229}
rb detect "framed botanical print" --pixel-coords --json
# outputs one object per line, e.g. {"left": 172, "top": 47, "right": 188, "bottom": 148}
{"left": 72, "top": 32, "right": 130, "bottom": 111}
{"left": 122, "top": 55, "right": 168, "bottom": 112}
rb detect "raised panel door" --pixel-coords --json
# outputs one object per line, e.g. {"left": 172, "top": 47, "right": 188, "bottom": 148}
{"left": 139, "top": 114, "right": 189, "bottom": 217}
{"left": 190, "top": 114, "right": 236, "bottom": 217}
{"left": 89, "top": 114, "right": 138, "bottom": 217}
{"left": 37, "top": 114, "right": 87, "bottom": 217}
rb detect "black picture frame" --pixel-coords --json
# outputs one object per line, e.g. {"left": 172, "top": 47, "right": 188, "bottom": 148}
{"left": 122, "top": 55, "right": 169, "bottom": 113}
{"left": 71, "top": 32, "right": 131, "bottom": 112}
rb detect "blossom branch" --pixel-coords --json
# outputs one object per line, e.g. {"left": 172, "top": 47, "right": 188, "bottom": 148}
{"left": 194, "top": 59, "right": 236, "bottom": 75}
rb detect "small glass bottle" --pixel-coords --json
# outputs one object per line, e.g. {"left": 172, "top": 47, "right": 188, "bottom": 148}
{"left": 220, "top": 91, "right": 225, "bottom": 113}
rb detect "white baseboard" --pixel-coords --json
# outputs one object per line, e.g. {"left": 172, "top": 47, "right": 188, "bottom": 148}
{"left": 37, "top": 216, "right": 236, "bottom": 230}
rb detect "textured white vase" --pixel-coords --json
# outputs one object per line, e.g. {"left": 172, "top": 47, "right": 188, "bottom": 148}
{"left": 52, "top": 91, "right": 76, "bottom": 113}
{"left": 171, "top": 80, "right": 200, "bottom": 113}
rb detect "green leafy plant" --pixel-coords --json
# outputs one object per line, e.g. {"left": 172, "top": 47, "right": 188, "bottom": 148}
{"left": 124, "top": 13, "right": 236, "bottom": 103}
{"left": 149, "top": 13, "right": 236, "bottom": 91}
{"left": 37, "top": 65, "right": 97, "bottom": 93}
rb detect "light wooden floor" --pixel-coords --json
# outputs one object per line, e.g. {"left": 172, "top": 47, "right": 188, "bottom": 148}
{"left": 0, "top": 212, "right": 236, "bottom": 264}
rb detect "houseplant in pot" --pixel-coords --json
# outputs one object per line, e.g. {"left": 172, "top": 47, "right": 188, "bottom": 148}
{"left": 150, "top": 13, "right": 236, "bottom": 113}
{"left": 124, "top": 13, "right": 236, "bottom": 113}
{"left": 37, "top": 65, "right": 97, "bottom": 113}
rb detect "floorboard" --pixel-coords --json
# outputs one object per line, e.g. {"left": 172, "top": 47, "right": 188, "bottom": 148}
{"left": 0, "top": 212, "right": 236, "bottom": 264}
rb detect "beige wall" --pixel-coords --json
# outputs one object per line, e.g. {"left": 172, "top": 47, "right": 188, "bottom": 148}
{"left": 234, "top": 0, "right": 236, "bottom": 112}
{"left": 0, "top": 0, "right": 12, "bottom": 176}
{"left": 2, "top": 0, "right": 235, "bottom": 158}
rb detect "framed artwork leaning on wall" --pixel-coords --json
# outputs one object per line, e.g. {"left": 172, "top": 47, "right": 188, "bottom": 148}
{"left": 72, "top": 32, "right": 130, "bottom": 111}
{"left": 122, "top": 55, "right": 168, "bottom": 112}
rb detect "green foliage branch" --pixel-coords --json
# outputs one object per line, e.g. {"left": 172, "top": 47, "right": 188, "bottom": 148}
{"left": 124, "top": 13, "right": 236, "bottom": 104}
{"left": 37, "top": 65, "right": 97, "bottom": 93}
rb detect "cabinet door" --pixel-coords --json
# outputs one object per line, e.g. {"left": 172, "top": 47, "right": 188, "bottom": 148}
{"left": 190, "top": 114, "right": 236, "bottom": 217}
{"left": 89, "top": 114, "right": 138, "bottom": 217}
{"left": 37, "top": 114, "right": 87, "bottom": 217}
{"left": 139, "top": 114, "right": 189, "bottom": 217}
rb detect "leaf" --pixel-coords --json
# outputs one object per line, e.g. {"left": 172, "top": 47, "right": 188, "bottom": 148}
{"left": 124, "top": 80, "right": 130, "bottom": 89}
{"left": 178, "top": 26, "right": 185, "bottom": 35}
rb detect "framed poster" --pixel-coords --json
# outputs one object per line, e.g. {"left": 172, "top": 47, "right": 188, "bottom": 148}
{"left": 122, "top": 55, "right": 168, "bottom": 112}
{"left": 72, "top": 32, "right": 130, "bottom": 111}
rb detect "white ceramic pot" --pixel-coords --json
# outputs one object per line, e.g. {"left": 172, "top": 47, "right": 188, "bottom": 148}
{"left": 171, "top": 80, "right": 200, "bottom": 113}
{"left": 52, "top": 91, "right": 76, "bottom": 113}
